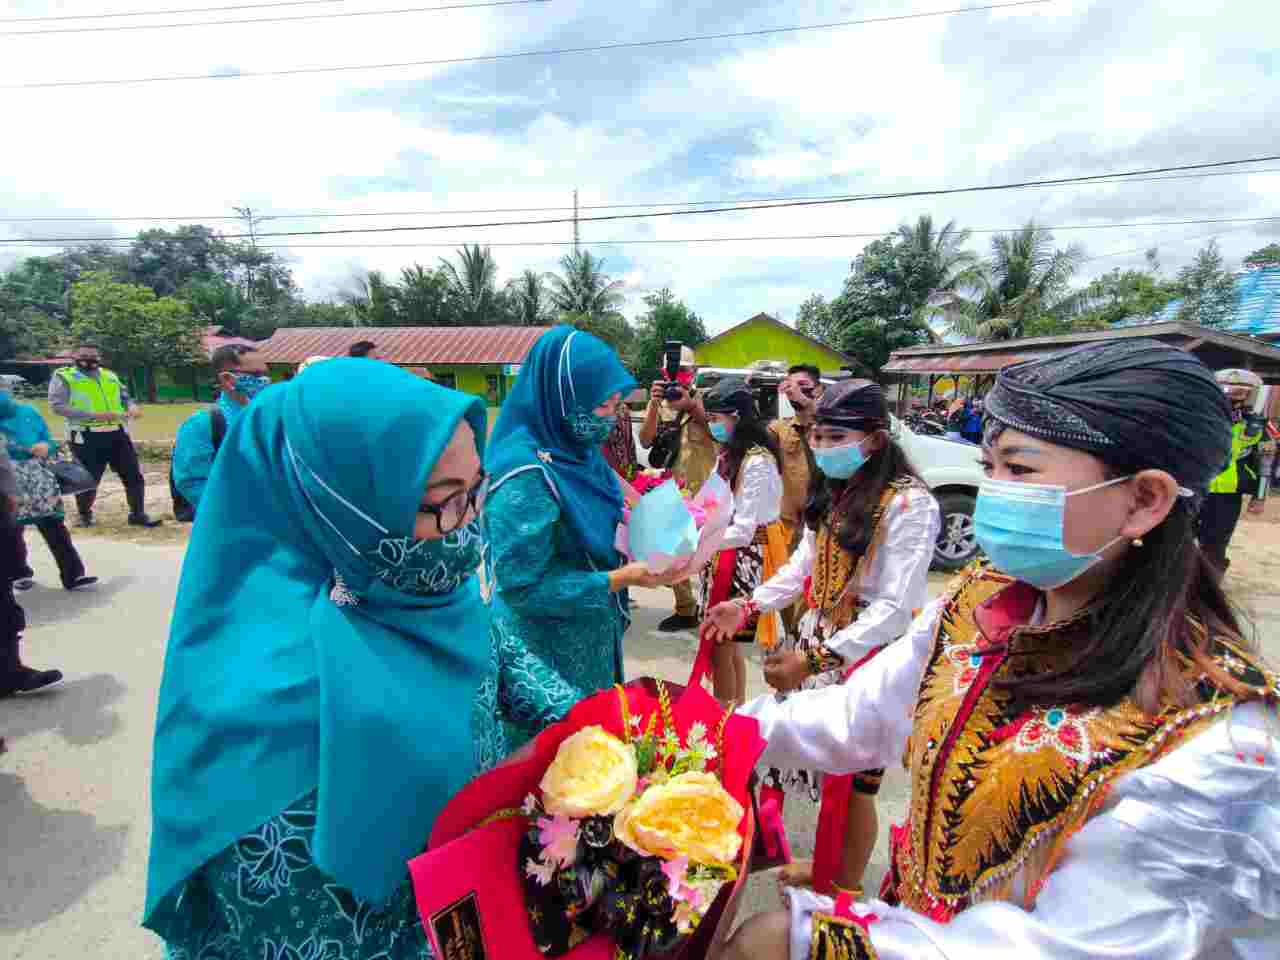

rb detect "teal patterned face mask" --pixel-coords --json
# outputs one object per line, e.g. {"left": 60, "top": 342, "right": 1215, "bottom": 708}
{"left": 567, "top": 410, "right": 616, "bottom": 447}
{"left": 367, "top": 519, "right": 485, "bottom": 596}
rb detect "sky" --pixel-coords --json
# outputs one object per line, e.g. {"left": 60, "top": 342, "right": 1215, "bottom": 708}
{"left": 1, "top": 0, "right": 1277, "bottom": 334}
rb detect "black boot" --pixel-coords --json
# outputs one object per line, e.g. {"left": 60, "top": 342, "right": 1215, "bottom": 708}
{"left": 125, "top": 483, "right": 162, "bottom": 528}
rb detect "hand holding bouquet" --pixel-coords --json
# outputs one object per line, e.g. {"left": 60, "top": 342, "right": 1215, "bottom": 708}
{"left": 410, "top": 680, "right": 765, "bottom": 960}
{"left": 616, "top": 471, "right": 733, "bottom": 576}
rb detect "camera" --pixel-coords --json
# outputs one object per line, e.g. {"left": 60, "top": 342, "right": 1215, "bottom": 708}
{"left": 662, "top": 340, "right": 686, "bottom": 401}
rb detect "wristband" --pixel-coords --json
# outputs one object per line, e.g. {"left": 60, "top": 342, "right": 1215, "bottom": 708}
{"left": 737, "top": 599, "right": 760, "bottom": 632}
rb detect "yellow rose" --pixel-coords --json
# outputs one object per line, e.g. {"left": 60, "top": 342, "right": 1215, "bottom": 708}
{"left": 539, "top": 726, "right": 639, "bottom": 818}
{"left": 613, "top": 772, "right": 744, "bottom": 865}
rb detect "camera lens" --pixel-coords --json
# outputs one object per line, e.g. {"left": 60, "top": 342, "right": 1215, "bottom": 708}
{"left": 664, "top": 385, "right": 684, "bottom": 401}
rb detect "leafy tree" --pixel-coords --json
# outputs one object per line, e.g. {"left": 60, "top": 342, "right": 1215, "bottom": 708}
{"left": 180, "top": 277, "right": 255, "bottom": 333}
{"left": 440, "top": 245, "right": 501, "bottom": 325}
{"left": 1244, "top": 243, "right": 1280, "bottom": 266}
{"left": 128, "top": 226, "right": 233, "bottom": 298}
{"left": 507, "top": 269, "right": 553, "bottom": 326}
{"left": 1174, "top": 240, "right": 1237, "bottom": 329}
{"left": 341, "top": 270, "right": 399, "bottom": 327}
{"left": 547, "top": 250, "right": 625, "bottom": 319}
{"left": 948, "top": 221, "right": 1084, "bottom": 340}
{"left": 396, "top": 263, "right": 455, "bottom": 326}
{"left": 561, "top": 312, "right": 634, "bottom": 356}
{"left": 69, "top": 271, "right": 204, "bottom": 401}
{"left": 893, "top": 215, "right": 984, "bottom": 320}
{"left": 795, "top": 294, "right": 842, "bottom": 348}
{"left": 0, "top": 304, "right": 63, "bottom": 361}
{"left": 1056, "top": 267, "right": 1177, "bottom": 329}
{"left": 289, "top": 300, "right": 360, "bottom": 327}
{"left": 628, "top": 288, "right": 708, "bottom": 384}
{"left": 823, "top": 235, "right": 940, "bottom": 376}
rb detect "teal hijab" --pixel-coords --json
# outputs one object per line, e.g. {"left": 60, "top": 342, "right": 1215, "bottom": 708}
{"left": 144, "top": 360, "right": 490, "bottom": 925}
{"left": 487, "top": 325, "right": 636, "bottom": 569}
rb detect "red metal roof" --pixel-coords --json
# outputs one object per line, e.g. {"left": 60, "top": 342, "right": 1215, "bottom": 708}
{"left": 203, "top": 327, "right": 257, "bottom": 357}
{"left": 254, "top": 326, "right": 552, "bottom": 365}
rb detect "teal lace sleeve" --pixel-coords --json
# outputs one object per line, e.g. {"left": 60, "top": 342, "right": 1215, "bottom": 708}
{"left": 494, "top": 615, "right": 583, "bottom": 730}
{"left": 486, "top": 469, "right": 613, "bottom": 617}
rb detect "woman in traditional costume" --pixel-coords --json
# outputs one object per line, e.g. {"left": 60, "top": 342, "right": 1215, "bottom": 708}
{"left": 486, "top": 327, "right": 677, "bottom": 747}
{"left": 704, "top": 379, "right": 940, "bottom": 898}
{"left": 144, "top": 360, "right": 499, "bottom": 959}
{"left": 727, "top": 340, "right": 1279, "bottom": 960}
{"left": 697, "top": 376, "right": 786, "bottom": 706}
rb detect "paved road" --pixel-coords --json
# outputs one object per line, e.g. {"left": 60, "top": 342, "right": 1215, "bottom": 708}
{"left": 2, "top": 531, "right": 1278, "bottom": 959}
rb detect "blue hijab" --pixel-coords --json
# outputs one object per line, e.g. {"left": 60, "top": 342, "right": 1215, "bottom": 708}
{"left": 487, "top": 326, "right": 636, "bottom": 569}
{"left": 144, "top": 360, "right": 490, "bottom": 925}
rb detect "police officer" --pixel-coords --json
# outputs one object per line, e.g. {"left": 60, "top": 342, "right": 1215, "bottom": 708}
{"left": 48, "top": 340, "right": 162, "bottom": 528}
{"left": 1197, "top": 368, "right": 1265, "bottom": 575}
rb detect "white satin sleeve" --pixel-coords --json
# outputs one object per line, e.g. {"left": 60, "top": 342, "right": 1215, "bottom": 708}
{"left": 785, "top": 699, "right": 1280, "bottom": 960}
{"left": 824, "top": 490, "right": 941, "bottom": 664}
{"left": 738, "top": 599, "right": 943, "bottom": 775}
{"left": 752, "top": 527, "right": 814, "bottom": 612}
{"left": 720, "top": 454, "right": 783, "bottom": 550}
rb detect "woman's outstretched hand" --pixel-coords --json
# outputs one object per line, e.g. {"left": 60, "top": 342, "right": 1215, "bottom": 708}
{"left": 701, "top": 600, "right": 745, "bottom": 645}
{"left": 609, "top": 559, "right": 695, "bottom": 592}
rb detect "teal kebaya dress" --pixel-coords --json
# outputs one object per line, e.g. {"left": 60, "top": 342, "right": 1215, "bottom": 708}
{"left": 485, "top": 327, "right": 638, "bottom": 746}
{"left": 144, "top": 360, "right": 497, "bottom": 960}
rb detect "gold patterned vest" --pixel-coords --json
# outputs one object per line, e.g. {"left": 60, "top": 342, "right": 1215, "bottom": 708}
{"left": 886, "top": 567, "right": 1279, "bottom": 920}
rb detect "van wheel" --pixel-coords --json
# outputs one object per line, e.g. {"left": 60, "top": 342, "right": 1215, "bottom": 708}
{"left": 933, "top": 491, "right": 979, "bottom": 572}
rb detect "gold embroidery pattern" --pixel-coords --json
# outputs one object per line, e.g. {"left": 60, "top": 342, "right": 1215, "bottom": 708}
{"left": 897, "top": 570, "right": 1278, "bottom": 916}
{"left": 809, "top": 913, "right": 878, "bottom": 960}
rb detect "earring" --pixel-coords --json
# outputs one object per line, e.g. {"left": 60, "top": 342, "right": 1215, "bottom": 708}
{"left": 1131, "top": 538, "right": 1144, "bottom": 548}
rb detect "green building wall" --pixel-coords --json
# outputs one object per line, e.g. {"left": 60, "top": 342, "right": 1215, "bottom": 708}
{"left": 267, "top": 362, "right": 517, "bottom": 406}
{"left": 694, "top": 316, "right": 847, "bottom": 374}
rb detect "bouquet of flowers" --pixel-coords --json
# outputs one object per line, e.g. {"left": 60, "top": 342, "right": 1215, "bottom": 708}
{"left": 410, "top": 679, "right": 765, "bottom": 960}
{"left": 616, "top": 471, "right": 733, "bottom": 575}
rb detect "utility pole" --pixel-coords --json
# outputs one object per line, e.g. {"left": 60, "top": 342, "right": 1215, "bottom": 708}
{"left": 232, "top": 205, "right": 271, "bottom": 305}
{"left": 572, "top": 189, "right": 580, "bottom": 255}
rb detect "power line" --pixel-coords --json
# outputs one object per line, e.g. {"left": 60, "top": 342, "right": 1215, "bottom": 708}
{"left": 2, "top": 0, "right": 550, "bottom": 37}
{"left": 4, "top": 166, "right": 1278, "bottom": 224}
{"left": 6, "top": 215, "right": 1278, "bottom": 251}
{"left": 0, "top": 0, "right": 341, "bottom": 24}
{"left": 2, "top": 1, "right": 1051, "bottom": 89}
{"left": 2, "top": 155, "right": 1275, "bottom": 244}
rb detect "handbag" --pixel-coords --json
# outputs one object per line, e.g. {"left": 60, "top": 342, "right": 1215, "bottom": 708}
{"left": 648, "top": 413, "right": 685, "bottom": 470}
{"left": 49, "top": 458, "right": 96, "bottom": 495}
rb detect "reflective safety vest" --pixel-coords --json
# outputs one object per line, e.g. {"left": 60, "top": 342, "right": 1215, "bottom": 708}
{"left": 1209, "top": 417, "right": 1264, "bottom": 495}
{"left": 54, "top": 366, "right": 127, "bottom": 431}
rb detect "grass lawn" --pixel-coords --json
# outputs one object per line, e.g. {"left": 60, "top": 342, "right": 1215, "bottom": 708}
{"left": 24, "top": 399, "right": 503, "bottom": 445}
{"left": 27, "top": 398, "right": 203, "bottom": 445}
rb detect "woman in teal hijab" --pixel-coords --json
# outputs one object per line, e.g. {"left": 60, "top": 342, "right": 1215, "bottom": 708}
{"left": 144, "top": 359, "right": 495, "bottom": 960}
{"left": 0, "top": 388, "right": 96, "bottom": 590}
{"left": 484, "top": 327, "right": 673, "bottom": 746}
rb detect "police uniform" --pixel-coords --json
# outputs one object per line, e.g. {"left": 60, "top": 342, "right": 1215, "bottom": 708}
{"left": 48, "top": 363, "right": 153, "bottom": 524}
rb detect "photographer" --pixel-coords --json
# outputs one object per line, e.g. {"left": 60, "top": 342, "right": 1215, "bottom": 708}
{"left": 638, "top": 344, "right": 716, "bottom": 632}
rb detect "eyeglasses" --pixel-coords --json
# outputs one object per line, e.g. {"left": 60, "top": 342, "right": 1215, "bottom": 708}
{"left": 418, "top": 471, "right": 489, "bottom": 535}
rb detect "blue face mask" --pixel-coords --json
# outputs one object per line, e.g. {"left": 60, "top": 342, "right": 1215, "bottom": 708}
{"left": 233, "top": 374, "right": 272, "bottom": 400}
{"left": 367, "top": 518, "right": 485, "bottom": 597}
{"left": 567, "top": 410, "right": 616, "bottom": 446}
{"left": 709, "top": 422, "right": 732, "bottom": 443}
{"left": 812, "top": 438, "right": 867, "bottom": 480}
{"left": 974, "top": 476, "right": 1130, "bottom": 590}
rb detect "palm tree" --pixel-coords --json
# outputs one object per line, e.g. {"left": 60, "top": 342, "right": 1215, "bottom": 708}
{"left": 340, "top": 269, "right": 397, "bottom": 326}
{"left": 896, "top": 215, "right": 985, "bottom": 343}
{"left": 946, "top": 221, "right": 1084, "bottom": 340}
{"left": 506, "top": 269, "right": 552, "bottom": 326}
{"left": 440, "top": 245, "right": 500, "bottom": 325}
{"left": 547, "top": 250, "right": 625, "bottom": 318}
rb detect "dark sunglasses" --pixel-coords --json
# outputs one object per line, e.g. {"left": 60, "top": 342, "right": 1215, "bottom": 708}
{"left": 418, "top": 471, "right": 489, "bottom": 535}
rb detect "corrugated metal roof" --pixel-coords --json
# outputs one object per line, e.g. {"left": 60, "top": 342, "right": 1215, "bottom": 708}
{"left": 254, "top": 326, "right": 552, "bottom": 365}
{"left": 1136, "top": 264, "right": 1280, "bottom": 336}
{"left": 881, "top": 352, "right": 1031, "bottom": 374}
